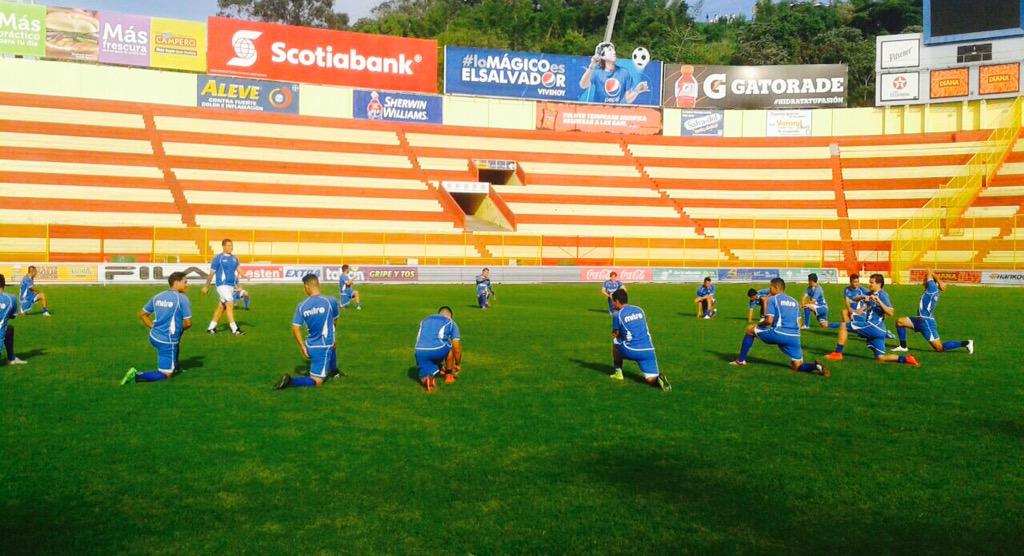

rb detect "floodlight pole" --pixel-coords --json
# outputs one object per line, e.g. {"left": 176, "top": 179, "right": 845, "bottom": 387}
{"left": 603, "top": 0, "right": 621, "bottom": 43}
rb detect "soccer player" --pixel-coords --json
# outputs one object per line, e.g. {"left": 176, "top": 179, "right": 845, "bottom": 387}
{"left": 747, "top": 287, "right": 771, "bottom": 323}
{"left": 121, "top": 272, "right": 191, "bottom": 384}
{"left": 825, "top": 274, "right": 919, "bottom": 366}
{"left": 892, "top": 269, "right": 974, "bottom": 354}
{"left": 275, "top": 274, "right": 341, "bottom": 390}
{"left": 601, "top": 271, "right": 624, "bottom": 314}
{"left": 233, "top": 286, "right": 251, "bottom": 310}
{"left": 801, "top": 273, "right": 838, "bottom": 329}
{"left": 609, "top": 289, "right": 671, "bottom": 391}
{"left": 730, "top": 278, "right": 828, "bottom": 376}
{"left": 475, "top": 268, "right": 495, "bottom": 309}
{"left": 18, "top": 266, "right": 50, "bottom": 316}
{"left": 0, "top": 275, "right": 27, "bottom": 366}
{"left": 414, "top": 306, "right": 462, "bottom": 392}
{"left": 201, "top": 238, "right": 245, "bottom": 335}
{"left": 841, "top": 273, "right": 868, "bottom": 323}
{"left": 695, "top": 276, "right": 716, "bottom": 319}
{"left": 339, "top": 264, "right": 362, "bottom": 310}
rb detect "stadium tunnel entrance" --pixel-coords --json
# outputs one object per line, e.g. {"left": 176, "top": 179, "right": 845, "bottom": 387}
{"left": 473, "top": 159, "right": 522, "bottom": 186}
{"left": 440, "top": 181, "right": 516, "bottom": 232}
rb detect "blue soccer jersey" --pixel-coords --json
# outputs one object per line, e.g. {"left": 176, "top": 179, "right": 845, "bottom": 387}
{"left": 292, "top": 295, "right": 340, "bottom": 347}
{"left": 475, "top": 275, "right": 491, "bottom": 294}
{"left": 844, "top": 286, "right": 868, "bottom": 310}
{"left": 19, "top": 274, "right": 33, "bottom": 301}
{"left": 863, "top": 290, "right": 892, "bottom": 326}
{"left": 612, "top": 304, "right": 654, "bottom": 350}
{"left": 588, "top": 65, "right": 638, "bottom": 104}
{"left": 143, "top": 290, "right": 192, "bottom": 344}
{"left": 806, "top": 284, "right": 827, "bottom": 308}
{"left": 415, "top": 314, "right": 460, "bottom": 351}
{"left": 603, "top": 279, "right": 623, "bottom": 295}
{"left": 210, "top": 253, "right": 240, "bottom": 287}
{"left": 765, "top": 293, "right": 801, "bottom": 334}
{"left": 750, "top": 288, "right": 771, "bottom": 309}
{"left": 697, "top": 284, "right": 716, "bottom": 298}
{"left": 340, "top": 271, "right": 357, "bottom": 295}
{"left": 0, "top": 291, "right": 16, "bottom": 336}
{"left": 917, "top": 279, "right": 940, "bottom": 319}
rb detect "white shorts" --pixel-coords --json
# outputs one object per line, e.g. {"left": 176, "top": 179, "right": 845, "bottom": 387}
{"left": 216, "top": 285, "right": 235, "bottom": 303}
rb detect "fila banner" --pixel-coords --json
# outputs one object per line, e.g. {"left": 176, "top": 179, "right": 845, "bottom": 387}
{"left": 206, "top": 16, "right": 437, "bottom": 93}
{"left": 663, "top": 64, "right": 847, "bottom": 109}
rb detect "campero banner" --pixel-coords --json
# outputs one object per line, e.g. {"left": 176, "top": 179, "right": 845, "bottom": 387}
{"left": 663, "top": 64, "right": 847, "bottom": 109}
{"left": 0, "top": 1, "right": 46, "bottom": 57}
{"left": 150, "top": 17, "right": 206, "bottom": 72}
{"left": 207, "top": 17, "right": 437, "bottom": 93}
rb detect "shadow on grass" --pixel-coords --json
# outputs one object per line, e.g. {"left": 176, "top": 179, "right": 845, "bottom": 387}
{"left": 710, "top": 351, "right": 791, "bottom": 370}
{"left": 406, "top": 366, "right": 423, "bottom": 384}
{"left": 15, "top": 348, "right": 46, "bottom": 361}
{"left": 587, "top": 308, "right": 611, "bottom": 314}
{"left": 177, "top": 355, "right": 204, "bottom": 371}
{"left": 570, "top": 358, "right": 649, "bottom": 385}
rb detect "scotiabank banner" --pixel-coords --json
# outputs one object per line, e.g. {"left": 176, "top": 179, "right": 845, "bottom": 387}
{"left": 909, "top": 269, "right": 981, "bottom": 284}
{"left": 206, "top": 17, "right": 437, "bottom": 93}
{"left": 578, "top": 267, "right": 653, "bottom": 282}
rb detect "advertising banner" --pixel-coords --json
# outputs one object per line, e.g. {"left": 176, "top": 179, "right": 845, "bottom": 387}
{"left": 878, "top": 37, "right": 920, "bottom": 69}
{"left": 766, "top": 110, "right": 812, "bottom": 137}
{"left": 239, "top": 265, "right": 285, "bottom": 282}
{"left": 909, "top": 269, "right": 981, "bottom": 284}
{"left": 0, "top": 1, "right": 46, "bottom": 57}
{"left": 0, "top": 263, "right": 97, "bottom": 284}
{"left": 716, "top": 268, "right": 779, "bottom": 282}
{"left": 982, "top": 271, "right": 1024, "bottom": 285}
{"left": 979, "top": 63, "right": 1020, "bottom": 95}
{"left": 777, "top": 268, "right": 839, "bottom": 284}
{"left": 662, "top": 64, "right": 847, "bottom": 109}
{"left": 352, "top": 89, "right": 442, "bottom": 124}
{"left": 444, "top": 45, "right": 663, "bottom": 107}
{"left": 100, "top": 263, "right": 210, "bottom": 283}
{"left": 45, "top": 7, "right": 98, "bottom": 61}
{"left": 536, "top": 102, "right": 661, "bottom": 135}
{"left": 323, "top": 265, "right": 418, "bottom": 282}
{"left": 879, "top": 72, "right": 920, "bottom": 102}
{"left": 207, "top": 17, "right": 437, "bottom": 93}
{"left": 680, "top": 110, "right": 725, "bottom": 137}
{"left": 150, "top": 17, "right": 206, "bottom": 72}
{"left": 197, "top": 75, "right": 300, "bottom": 114}
{"left": 578, "top": 267, "right": 653, "bottom": 282}
{"left": 652, "top": 268, "right": 718, "bottom": 283}
{"left": 929, "top": 67, "right": 969, "bottom": 99}
{"left": 98, "top": 12, "right": 149, "bottom": 66}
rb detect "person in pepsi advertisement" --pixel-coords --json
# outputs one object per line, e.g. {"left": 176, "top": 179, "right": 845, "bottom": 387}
{"left": 578, "top": 42, "right": 650, "bottom": 105}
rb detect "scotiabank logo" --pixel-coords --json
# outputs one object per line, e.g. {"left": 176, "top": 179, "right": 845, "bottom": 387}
{"left": 207, "top": 17, "right": 438, "bottom": 93}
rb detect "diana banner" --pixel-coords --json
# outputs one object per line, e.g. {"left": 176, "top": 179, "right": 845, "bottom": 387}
{"left": 663, "top": 64, "right": 847, "bottom": 109}
{"left": 909, "top": 269, "right": 981, "bottom": 284}
{"left": 197, "top": 75, "right": 300, "bottom": 114}
{"left": 444, "top": 45, "right": 663, "bottom": 107}
{"left": 352, "top": 89, "right": 442, "bottom": 124}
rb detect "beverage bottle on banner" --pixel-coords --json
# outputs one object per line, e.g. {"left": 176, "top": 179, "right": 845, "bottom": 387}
{"left": 367, "top": 91, "right": 384, "bottom": 120}
{"left": 674, "top": 65, "right": 698, "bottom": 108}
{"left": 540, "top": 106, "right": 557, "bottom": 130}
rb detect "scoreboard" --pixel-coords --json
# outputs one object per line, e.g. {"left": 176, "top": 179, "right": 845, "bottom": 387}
{"left": 925, "top": 0, "right": 1024, "bottom": 44}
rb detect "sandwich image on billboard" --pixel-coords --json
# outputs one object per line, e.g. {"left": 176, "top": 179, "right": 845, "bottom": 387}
{"left": 46, "top": 7, "right": 99, "bottom": 61}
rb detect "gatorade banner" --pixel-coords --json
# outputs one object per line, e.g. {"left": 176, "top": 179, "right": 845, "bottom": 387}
{"left": 45, "top": 7, "right": 99, "bottom": 61}
{"left": 0, "top": 1, "right": 46, "bottom": 57}
{"left": 662, "top": 64, "right": 847, "bottom": 109}
{"left": 444, "top": 46, "right": 663, "bottom": 107}
{"left": 536, "top": 102, "right": 661, "bottom": 135}
{"left": 150, "top": 17, "right": 206, "bottom": 72}
{"left": 680, "top": 110, "right": 724, "bottom": 136}
{"left": 197, "top": 75, "right": 299, "bottom": 114}
{"left": 98, "top": 12, "right": 150, "bottom": 67}
{"left": 352, "top": 89, "right": 442, "bottom": 124}
{"left": 207, "top": 17, "right": 437, "bottom": 93}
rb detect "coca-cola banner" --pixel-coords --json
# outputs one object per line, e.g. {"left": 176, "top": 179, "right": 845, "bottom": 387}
{"left": 206, "top": 16, "right": 437, "bottom": 93}
{"left": 578, "top": 267, "right": 653, "bottom": 282}
{"left": 663, "top": 64, "right": 847, "bottom": 109}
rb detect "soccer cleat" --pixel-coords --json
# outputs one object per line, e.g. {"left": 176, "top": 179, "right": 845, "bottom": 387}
{"left": 207, "top": 328, "right": 217, "bottom": 335}
{"left": 703, "top": 315, "right": 711, "bottom": 320}
{"left": 120, "top": 367, "right": 138, "bottom": 385}
{"left": 444, "top": 373, "right": 456, "bottom": 384}
{"left": 42, "top": 311, "right": 51, "bottom": 317}
{"left": 891, "top": 346, "right": 909, "bottom": 352}
{"left": 7, "top": 357, "right": 27, "bottom": 366}
{"left": 609, "top": 369, "right": 624, "bottom": 380}
{"left": 232, "top": 329, "right": 246, "bottom": 336}
{"left": 905, "top": 355, "right": 920, "bottom": 367}
{"left": 729, "top": 360, "right": 747, "bottom": 366}
{"left": 274, "top": 374, "right": 292, "bottom": 390}
{"left": 814, "top": 361, "right": 830, "bottom": 377}
{"left": 800, "top": 325, "right": 810, "bottom": 330}
{"left": 356, "top": 306, "right": 362, "bottom": 311}
{"left": 825, "top": 352, "right": 843, "bottom": 361}
{"left": 656, "top": 373, "right": 672, "bottom": 392}
{"left": 966, "top": 340, "right": 974, "bottom": 355}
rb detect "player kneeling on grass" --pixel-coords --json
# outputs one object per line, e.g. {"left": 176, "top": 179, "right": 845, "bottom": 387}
{"left": 414, "top": 306, "right": 462, "bottom": 392}
{"left": 801, "top": 273, "right": 839, "bottom": 329}
{"left": 121, "top": 272, "right": 191, "bottom": 384}
{"left": 609, "top": 289, "right": 671, "bottom": 391}
{"left": 19, "top": 266, "right": 50, "bottom": 316}
{"left": 747, "top": 287, "right": 770, "bottom": 323}
{"left": 893, "top": 269, "right": 973, "bottom": 354}
{"left": 1, "top": 275, "right": 27, "bottom": 366}
{"left": 476, "top": 268, "right": 495, "bottom": 309}
{"left": 731, "top": 277, "right": 828, "bottom": 376}
{"left": 339, "top": 264, "right": 362, "bottom": 310}
{"left": 825, "top": 274, "right": 919, "bottom": 366}
{"left": 695, "top": 276, "right": 716, "bottom": 319}
{"left": 233, "top": 286, "right": 250, "bottom": 310}
{"left": 275, "top": 274, "right": 340, "bottom": 390}
{"left": 841, "top": 273, "right": 868, "bottom": 324}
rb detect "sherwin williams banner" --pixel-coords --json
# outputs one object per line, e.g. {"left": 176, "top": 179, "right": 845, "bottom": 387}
{"left": 680, "top": 110, "right": 724, "bottom": 136}
{"left": 45, "top": 6, "right": 98, "bottom": 61}
{"left": 663, "top": 64, "right": 847, "bottom": 109}
{"left": 150, "top": 17, "right": 206, "bottom": 72}
{"left": 352, "top": 89, "right": 442, "bottom": 124}
{"left": 536, "top": 102, "right": 661, "bottom": 135}
{"left": 444, "top": 46, "right": 663, "bottom": 107}
{"left": 197, "top": 75, "right": 299, "bottom": 114}
{"left": 98, "top": 12, "right": 149, "bottom": 66}
{"left": 207, "top": 17, "right": 437, "bottom": 93}
{"left": 0, "top": 1, "right": 45, "bottom": 56}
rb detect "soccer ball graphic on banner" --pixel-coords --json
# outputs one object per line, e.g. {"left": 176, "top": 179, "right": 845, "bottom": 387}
{"left": 631, "top": 47, "right": 650, "bottom": 70}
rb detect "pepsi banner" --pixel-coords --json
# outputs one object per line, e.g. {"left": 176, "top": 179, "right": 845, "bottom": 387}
{"left": 352, "top": 89, "right": 442, "bottom": 124}
{"left": 197, "top": 75, "right": 299, "bottom": 114}
{"left": 444, "top": 45, "right": 663, "bottom": 107}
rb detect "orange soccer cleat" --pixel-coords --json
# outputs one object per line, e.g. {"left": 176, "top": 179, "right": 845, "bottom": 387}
{"left": 444, "top": 373, "right": 456, "bottom": 384}
{"left": 905, "top": 354, "right": 920, "bottom": 367}
{"left": 825, "top": 352, "right": 843, "bottom": 361}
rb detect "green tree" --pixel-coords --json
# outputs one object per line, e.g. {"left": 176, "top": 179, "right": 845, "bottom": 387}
{"left": 217, "top": 0, "right": 349, "bottom": 28}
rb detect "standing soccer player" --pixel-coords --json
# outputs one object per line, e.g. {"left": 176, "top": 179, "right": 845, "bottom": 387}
{"left": 601, "top": 271, "right": 624, "bottom": 314}
{"left": 695, "top": 276, "right": 716, "bottom": 319}
{"left": 609, "top": 289, "right": 671, "bottom": 390}
{"left": 18, "top": 266, "right": 50, "bottom": 316}
{"left": 892, "top": 269, "right": 974, "bottom": 354}
{"left": 414, "top": 306, "right": 462, "bottom": 392}
{"left": 801, "top": 273, "right": 838, "bottom": 329}
{"left": 339, "top": 264, "right": 362, "bottom": 310}
{"left": 825, "top": 274, "right": 919, "bottom": 366}
{"left": 1, "top": 275, "right": 27, "bottom": 366}
{"left": 275, "top": 274, "right": 340, "bottom": 390}
{"left": 730, "top": 278, "right": 828, "bottom": 376}
{"left": 475, "top": 268, "right": 495, "bottom": 309}
{"left": 121, "top": 272, "right": 191, "bottom": 384}
{"left": 747, "top": 287, "right": 771, "bottom": 323}
{"left": 201, "top": 239, "right": 245, "bottom": 335}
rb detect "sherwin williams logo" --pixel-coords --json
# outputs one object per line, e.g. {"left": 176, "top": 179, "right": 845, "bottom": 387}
{"left": 227, "top": 29, "right": 261, "bottom": 67}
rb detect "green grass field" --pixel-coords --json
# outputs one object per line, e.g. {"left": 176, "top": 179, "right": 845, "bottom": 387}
{"left": 1, "top": 281, "right": 1022, "bottom": 554}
